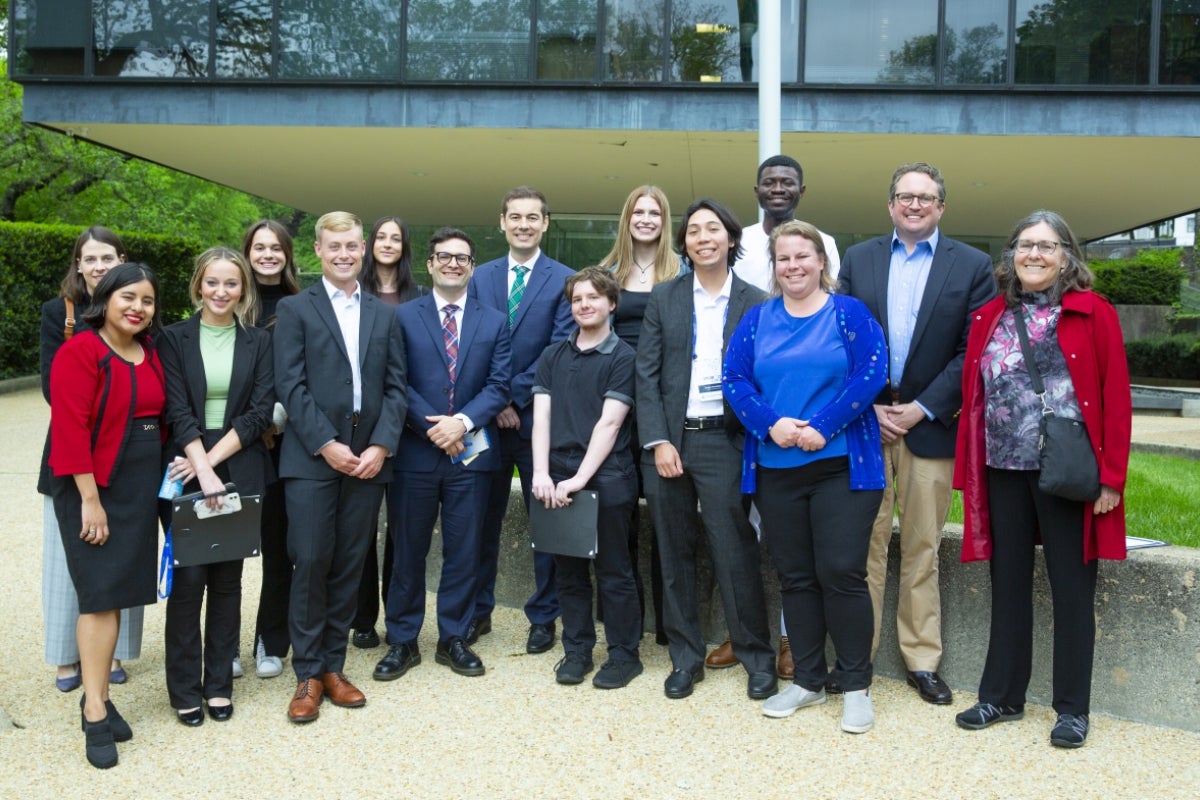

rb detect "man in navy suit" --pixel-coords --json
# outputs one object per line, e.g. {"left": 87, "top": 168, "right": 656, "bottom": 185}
{"left": 373, "top": 228, "right": 511, "bottom": 682}
{"left": 273, "top": 211, "right": 407, "bottom": 723}
{"left": 468, "top": 186, "right": 574, "bottom": 655}
{"left": 838, "top": 163, "right": 996, "bottom": 705}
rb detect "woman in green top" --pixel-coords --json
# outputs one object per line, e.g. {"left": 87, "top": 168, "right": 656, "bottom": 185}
{"left": 159, "top": 248, "right": 276, "bottom": 726}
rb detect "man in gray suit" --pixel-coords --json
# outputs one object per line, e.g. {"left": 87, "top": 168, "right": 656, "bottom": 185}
{"left": 274, "top": 211, "right": 408, "bottom": 723}
{"left": 636, "top": 198, "right": 775, "bottom": 702}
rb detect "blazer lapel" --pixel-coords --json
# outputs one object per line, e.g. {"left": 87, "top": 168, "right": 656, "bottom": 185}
{"left": 357, "top": 294, "right": 379, "bottom": 370}
{"left": 309, "top": 285, "right": 350, "bottom": 363}
{"left": 511, "top": 253, "right": 551, "bottom": 332}
{"left": 871, "top": 238, "right": 892, "bottom": 334}
{"left": 419, "top": 297, "right": 452, "bottom": 373}
{"left": 182, "top": 316, "right": 209, "bottom": 427}
{"left": 223, "top": 323, "right": 252, "bottom": 429}
{"left": 457, "top": 297, "right": 481, "bottom": 371}
{"left": 910, "top": 238, "right": 954, "bottom": 353}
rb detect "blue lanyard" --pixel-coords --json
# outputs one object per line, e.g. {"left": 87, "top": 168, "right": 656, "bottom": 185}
{"left": 157, "top": 524, "right": 173, "bottom": 599}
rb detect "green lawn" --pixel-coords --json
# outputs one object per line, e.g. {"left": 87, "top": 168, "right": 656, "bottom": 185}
{"left": 945, "top": 451, "right": 1200, "bottom": 548}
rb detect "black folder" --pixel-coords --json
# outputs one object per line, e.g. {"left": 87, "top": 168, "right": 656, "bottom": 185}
{"left": 171, "top": 485, "right": 262, "bottom": 567}
{"left": 529, "top": 490, "right": 599, "bottom": 559}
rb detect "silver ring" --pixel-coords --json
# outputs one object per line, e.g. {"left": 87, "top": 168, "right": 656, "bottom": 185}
{"left": 88, "top": 528, "right": 96, "bottom": 533}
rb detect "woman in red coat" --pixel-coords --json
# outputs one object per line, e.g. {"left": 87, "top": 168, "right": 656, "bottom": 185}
{"left": 952, "top": 210, "right": 1131, "bottom": 749}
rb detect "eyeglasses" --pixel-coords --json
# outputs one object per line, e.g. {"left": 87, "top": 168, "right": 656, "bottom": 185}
{"left": 1014, "top": 240, "right": 1064, "bottom": 256}
{"left": 892, "top": 193, "right": 941, "bottom": 208}
{"left": 432, "top": 251, "right": 474, "bottom": 267}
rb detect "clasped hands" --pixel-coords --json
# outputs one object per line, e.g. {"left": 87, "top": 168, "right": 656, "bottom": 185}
{"left": 425, "top": 415, "right": 467, "bottom": 457}
{"left": 319, "top": 442, "right": 388, "bottom": 479}
{"left": 770, "top": 417, "right": 827, "bottom": 451}
{"left": 875, "top": 402, "right": 924, "bottom": 444}
{"left": 532, "top": 472, "right": 584, "bottom": 509}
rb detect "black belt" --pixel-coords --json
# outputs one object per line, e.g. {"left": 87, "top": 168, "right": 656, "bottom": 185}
{"left": 890, "top": 389, "right": 901, "bottom": 405}
{"left": 683, "top": 415, "right": 724, "bottom": 431}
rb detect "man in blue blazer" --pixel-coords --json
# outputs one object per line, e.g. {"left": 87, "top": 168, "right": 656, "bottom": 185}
{"left": 839, "top": 163, "right": 996, "bottom": 705}
{"left": 273, "top": 212, "right": 408, "bottom": 723}
{"left": 373, "top": 228, "right": 512, "bottom": 682}
{"left": 468, "top": 186, "right": 574, "bottom": 655}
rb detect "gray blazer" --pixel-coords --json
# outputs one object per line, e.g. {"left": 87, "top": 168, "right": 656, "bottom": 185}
{"left": 635, "top": 270, "right": 767, "bottom": 452}
{"left": 273, "top": 282, "right": 408, "bottom": 482}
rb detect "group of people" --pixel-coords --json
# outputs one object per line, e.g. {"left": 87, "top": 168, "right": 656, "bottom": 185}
{"left": 39, "top": 155, "right": 1131, "bottom": 770}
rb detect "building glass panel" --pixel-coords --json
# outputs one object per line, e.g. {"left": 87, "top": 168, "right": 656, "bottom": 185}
{"left": 216, "top": 0, "right": 273, "bottom": 79}
{"left": 669, "top": 0, "right": 742, "bottom": 82}
{"left": 1014, "top": 0, "right": 1152, "bottom": 84}
{"left": 11, "top": 0, "right": 88, "bottom": 76}
{"left": 406, "top": 0, "right": 532, "bottom": 81}
{"left": 277, "top": 0, "right": 400, "bottom": 78}
{"left": 943, "top": 1, "right": 1008, "bottom": 84}
{"left": 92, "top": 0, "right": 210, "bottom": 77}
{"left": 1160, "top": 0, "right": 1200, "bottom": 84}
{"left": 604, "top": 0, "right": 667, "bottom": 80}
{"left": 735, "top": 1, "right": 800, "bottom": 82}
{"left": 537, "top": 0, "right": 598, "bottom": 79}
{"left": 805, "top": 0, "right": 938, "bottom": 84}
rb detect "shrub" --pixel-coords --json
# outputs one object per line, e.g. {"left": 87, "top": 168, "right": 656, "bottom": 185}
{"left": 0, "top": 222, "right": 202, "bottom": 379}
{"left": 1125, "top": 333, "right": 1200, "bottom": 380}
{"left": 1091, "top": 248, "right": 1184, "bottom": 305}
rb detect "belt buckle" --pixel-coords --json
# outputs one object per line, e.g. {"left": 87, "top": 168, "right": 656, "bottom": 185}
{"left": 351, "top": 412, "right": 360, "bottom": 428}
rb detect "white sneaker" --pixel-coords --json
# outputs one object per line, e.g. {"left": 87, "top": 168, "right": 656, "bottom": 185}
{"left": 255, "top": 637, "right": 283, "bottom": 679}
{"left": 231, "top": 656, "right": 244, "bottom": 679}
{"left": 762, "top": 683, "right": 827, "bottom": 718}
{"left": 841, "top": 688, "right": 874, "bottom": 733}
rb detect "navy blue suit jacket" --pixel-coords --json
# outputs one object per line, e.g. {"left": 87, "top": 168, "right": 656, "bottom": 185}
{"left": 469, "top": 251, "right": 574, "bottom": 439}
{"left": 394, "top": 294, "right": 512, "bottom": 473}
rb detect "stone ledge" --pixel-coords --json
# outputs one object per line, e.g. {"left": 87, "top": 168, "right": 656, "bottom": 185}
{"left": 430, "top": 484, "right": 1198, "bottom": 732}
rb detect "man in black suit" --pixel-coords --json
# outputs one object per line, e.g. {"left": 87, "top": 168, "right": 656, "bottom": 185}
{"left": 373, "top": 228, "right": 511, "bottom": 682}
{"left": 636, "top": 198, "right": 775, "bottom": 702}
{"left": 273, "top": 211, "right": 407, "bottom": 723}
{"left": 838, "top": 163, "right": 996, "bottom": 704}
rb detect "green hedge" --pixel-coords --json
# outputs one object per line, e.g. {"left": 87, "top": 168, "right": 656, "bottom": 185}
{"left": 1091, "top": 249, "right": 1185, "bottom": 305}
{"left": 0, "top": 222, "right": 202, "bottom": 379}
{"left": 1125, "top": 333, "right": 1200, "bottom": 380}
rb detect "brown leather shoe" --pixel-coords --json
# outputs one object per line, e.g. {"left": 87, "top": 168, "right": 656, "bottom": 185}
{"left": 287, "top": 678, "right": 323, "bottom": 723}
{"left": 704, "top": 639, "right": 737, "bottom": 669}
{"left": 776, "top": 636, "right": 794, "bottom": 679}
{"left": 322, "top": 672, "right": 366, "bottom": 708}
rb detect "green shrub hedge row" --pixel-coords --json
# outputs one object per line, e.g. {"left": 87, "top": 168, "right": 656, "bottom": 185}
{"left": 1090, "top": 249, "right": 1185, "bottom": 305}
{"left": 0, "top": 221, "right": 202, "bottom": 379}
{"left": 1125, "top": 334, "right": 1200, "bottom": 380}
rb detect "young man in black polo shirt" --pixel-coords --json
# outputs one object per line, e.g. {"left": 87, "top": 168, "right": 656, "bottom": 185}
{"left": 531, "top": 266, "right": 642, "bottom": 690}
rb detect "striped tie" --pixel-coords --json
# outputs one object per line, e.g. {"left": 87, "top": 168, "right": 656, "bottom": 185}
{"left": 507, "top": 265, "right": 529, "bottom": 327}
{"left": 442, "top": 304, "right": 459, "bottom": 412}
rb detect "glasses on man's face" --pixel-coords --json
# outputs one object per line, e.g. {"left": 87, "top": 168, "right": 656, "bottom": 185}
{"left": 432, "top": 251, "right": 473, "bottom": 267}
{"left": 892, "top": 192, "right": 941, "bottom": 208}
{"left": 1014, "top": 240, "right": 1064, "bottom": 256}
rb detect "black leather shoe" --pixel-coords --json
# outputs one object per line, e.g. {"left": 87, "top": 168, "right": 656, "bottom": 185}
{"left": 206, "top": 702, "right": 234, "bottom": 721}
{"left": 352, "top": 628, "right": 381, "bottom": 649}
{"left": 747, "top": 671, "right": 778, "bottom": 700}
{"left": 435, "top": 637, "right": 486, "bottom": 677}
{"left": 907, "top": 670, "right": 953, "bottom": 704}
{"left": 373, "top": 642, "right": 421, "bottom": 681}
{"left": 176, "top": 707, "right": 204, "bottom": 727}
{"left": 466, "top": 615, "right": 492, "bottom": 645}
{"left": 907, "top": 671, "right": 955, "bottom": 705}
{"left": 526, "top": 622, "right": 556, "bottom": 654}
{"left": 664, "top": 666, "right": 704, "bottom": 699}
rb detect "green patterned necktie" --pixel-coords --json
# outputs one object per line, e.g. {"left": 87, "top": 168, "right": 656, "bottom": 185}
{"left": 507, "top": 265, "right": 529, "bottom": 327}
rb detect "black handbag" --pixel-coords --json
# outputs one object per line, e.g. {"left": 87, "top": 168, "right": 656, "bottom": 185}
{"left": 1012, "top": 308, "right": 1101, "bottom": 503}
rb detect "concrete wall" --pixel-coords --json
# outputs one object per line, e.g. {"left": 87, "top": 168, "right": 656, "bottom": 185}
{"left": 1115, "top": 304, "right": 1172, "bottom": 341}
{"left": 435, "top": 487, "right": 1200, "bottom": 731}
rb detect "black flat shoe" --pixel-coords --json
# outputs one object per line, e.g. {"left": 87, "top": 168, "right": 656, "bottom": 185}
{"left": 176, "top": 707, "right": 204, "bottom": 727}
{"left": 80, "top": 695, "right": 132, "bottom": 743}
{"left": 206, "top": 702, "right": 234, "bottom": 722}
{"left": 82, "top": 717, "right": 117, "bottom": 769}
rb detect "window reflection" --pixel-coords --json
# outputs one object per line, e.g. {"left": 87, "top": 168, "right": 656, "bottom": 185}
{"left": 670, "top": 0, "right": 741, "bottom": 82}
{"left": 1015, "top": 0, "right": 1152, "bottom": 84}
{"left": 605, "top": 0, "right": 667, "bottom": 80}
{"left": 1160, "top": 0, "right": 1200, "bottom": 84}
{"left": 537, "top": 0, "right": 597, "bottom": 79}
{"left": 806, "top": 0, "right": 938, "bottom": 84}
{"left": 407, "top": 0, "right": 532, "bottom": 81}
{"left": 943, "top": 3, "right": 1007, "bottom": 84}
{"left": 93, "top": 0, "right": 210, "bottom": 77}
{"left": 278, "top": 0, "right": 400, "bottom": 79}
{"left": 217, "top": 0, "right": 273, "bottom": 78}
{"left": 12, "top": 0, "right": 87, "bottom": 75}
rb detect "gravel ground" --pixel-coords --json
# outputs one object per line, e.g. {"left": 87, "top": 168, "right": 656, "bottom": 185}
{"left": 2, "top": 387, "right": 1198, "bottom": 800}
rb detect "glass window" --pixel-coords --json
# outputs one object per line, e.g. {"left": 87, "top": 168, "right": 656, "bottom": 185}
{"left": 1014, "top": 0, "right": 1152, "bottom": 85}
{"left": 805, "top": 0, "right": 938, "bottom": 84}
{"left": 732, "top": 1, "right": 801, "bottom": 82}
{"left": 93, "top": 1, "right": 210, "bottom": 77}
{"left": 11, "top": 0, "right": 88, "bottom": 76}
{"left": 943, "top": 2, "right": 1008, "bottom": 84}
{"left": 1161, "top": 0, "right": 1200, "bottom": 85}
{"left": 604, "top": 0, "right": 667, "bottom": 80}
{"left": 278, "top": 0, "right": 400, "bottom": 79}
{"left": 407, "top": 0, "right": 532, "bottom": 81}
{"left": 537, "top": 0, "right": 598, "bottom": 80}
{"left": 216, "top": 0, "right": 273, "bottom": 79}
{"left": 670, "top": 0, "right": 742, "bottom": 82}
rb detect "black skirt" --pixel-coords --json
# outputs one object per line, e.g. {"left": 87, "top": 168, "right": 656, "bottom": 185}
{"left": 54, "top": 419, "right": 162, "bottom": 614}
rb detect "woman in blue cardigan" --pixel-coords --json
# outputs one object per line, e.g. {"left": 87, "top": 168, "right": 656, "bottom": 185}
{"left": 723, "top": 220, "right": 887, "bottom": 734}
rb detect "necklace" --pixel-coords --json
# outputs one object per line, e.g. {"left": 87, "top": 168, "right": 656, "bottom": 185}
{"left": 633, "top": 261, "right": 653, "bottom": 284}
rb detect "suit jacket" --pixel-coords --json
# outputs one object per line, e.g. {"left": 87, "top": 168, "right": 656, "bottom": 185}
{"left": 469, "top": 251, "right": 574, "bottom": 438}
{"left": 273, "top": 282, "right": 408, "bottom": 482}
{"left": 394, "top": 294, "right": 512, "bottom": 473}
{"left": 159, "top": 315, "right": 276, "bottom": 495}
{"left": 636, "top": 270, "right": 767, "bottom": 452}
{"left": 838, "top": 232, "right": 996, "bottom": 458}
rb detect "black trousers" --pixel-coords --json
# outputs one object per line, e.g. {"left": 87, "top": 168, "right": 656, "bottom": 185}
{"left": 254, "top": 442, "right": 292, "bottom": 658}
{"left": 551, "top": 455, "right": 641, "bottom": 662}
{"left": 756, "top": 458, "right": 879, "bottom": 692}
{"left": 165, "top": 558, "right": 243, "bottom": 709}
{"left": 979, "top": 468, "right": 1096, "bottom": 716}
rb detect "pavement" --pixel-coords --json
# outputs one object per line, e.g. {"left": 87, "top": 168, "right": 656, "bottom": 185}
{"left": 1, "top": 385, "right": 1198, "bottom": 800}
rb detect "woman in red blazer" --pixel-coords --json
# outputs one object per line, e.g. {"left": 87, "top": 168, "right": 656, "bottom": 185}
{"left": 952, "top": 210, "right": 1131, "bottom": 749}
